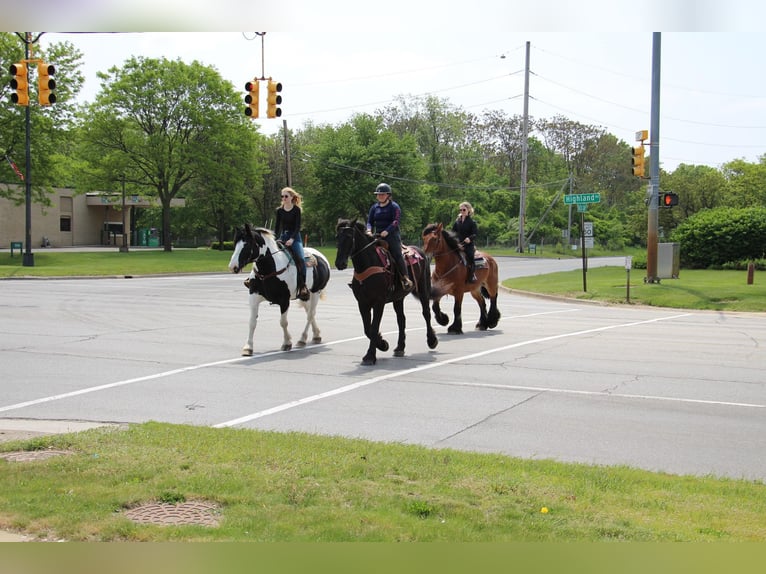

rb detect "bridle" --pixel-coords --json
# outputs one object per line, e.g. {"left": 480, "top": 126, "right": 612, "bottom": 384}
{"left": 423, "top": 228, "right": 463, "bottom": 279}
{"left": 240, "top": 234, "right": 291, "bottom": 281}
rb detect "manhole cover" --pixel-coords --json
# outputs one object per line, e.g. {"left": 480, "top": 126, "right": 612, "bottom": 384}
{"left": 0, "top": 450, "right": 73, "bottom": 462}
{"left": 124, "top": 501, "right": 221, "bottom": 527}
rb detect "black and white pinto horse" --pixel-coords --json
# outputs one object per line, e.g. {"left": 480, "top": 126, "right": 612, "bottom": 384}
{"left": 228, "top": 224, "right": 331, "bottom": 356}
{"left": 335, "top": 218, "right": 438, "bottom": 366}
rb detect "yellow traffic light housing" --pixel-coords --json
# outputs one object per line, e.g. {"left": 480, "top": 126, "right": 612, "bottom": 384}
{"left": 266, "top": 80, "right": 282, "bottom": 118}
{"left": 37, "top": 63, "right": 56, "bottom": 105}
{"left": 631, "top": 145, "right": 646, "bottom": 178}
{"left": 9, "top": 62, "right": 29, "bottom": 106}
{"left": 244, "top": 79, "right": 259, "bottom": 119}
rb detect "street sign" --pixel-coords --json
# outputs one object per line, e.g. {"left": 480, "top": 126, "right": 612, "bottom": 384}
{"left": 583, "top": 222, "right": 593, "bottom": 237}
{"left": 564, "top": 193, "right": 601, "bottom": 205}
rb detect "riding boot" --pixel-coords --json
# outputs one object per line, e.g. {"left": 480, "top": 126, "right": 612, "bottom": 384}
{"left": 466, "top": 260, "right": 477, "bottom": 283}
{"left": 297, "top": 266, "right": 310, "bottom": 301}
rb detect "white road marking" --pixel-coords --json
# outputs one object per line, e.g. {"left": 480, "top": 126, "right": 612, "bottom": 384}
{"left": 214, "top": 313, "right": 694, "bottom": 428}
{"left": 0, "top": 309, "right": 576, "bottom": 415}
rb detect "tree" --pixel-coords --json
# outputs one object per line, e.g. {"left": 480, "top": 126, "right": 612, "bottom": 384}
{"left": 721, "top": 156, "right": 766, "bottom": 208}
{"left": 78, "top": 56, "right": 250, "bottom": 251}
{"left": 306, "top": 114, "right": 427, "bottom": 242}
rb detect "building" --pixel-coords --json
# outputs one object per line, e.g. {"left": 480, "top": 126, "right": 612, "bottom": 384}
{"left": 0, "top": 184, "right": 185, "bottom": 248}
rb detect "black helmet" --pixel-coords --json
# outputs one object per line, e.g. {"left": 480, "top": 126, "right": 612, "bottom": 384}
{"left": 374, "top": 182, "right": 392, "bottom": 195}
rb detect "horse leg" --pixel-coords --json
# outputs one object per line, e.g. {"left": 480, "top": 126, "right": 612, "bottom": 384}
{"left": 242, "top": 294, "right": 263, "bottom": 356}
{"left": 279, "top": 307, "right": 292, "bottom": 351}
{"left": 448, "top": 292, "right": 465, "bottom": 335}
{"left": 487, "top": 293, "right": 501, "bottom": 328}
{"left": 296, "top": 295, "right": 322, "bottom": 347}
{"left": 362, "top": 302, "right": 387, "bottom": 365}
{"left": 418, "top": 291, "right": 438, "bottom": 350}
{"left": 432, "top": 296, "right": 449, "bottom": 327}
{"left": 393, "top": 298, "right": 406, "bottom": 357}
{"left": 472, "top": 287, "right": 490, "bottom": 330}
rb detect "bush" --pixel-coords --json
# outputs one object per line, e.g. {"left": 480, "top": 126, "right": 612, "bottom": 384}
{"left": 211, "top": 241, "right": 235, "bottom": 251}
{"left": 670, "top": 207, "right": 766, "bottom": 268}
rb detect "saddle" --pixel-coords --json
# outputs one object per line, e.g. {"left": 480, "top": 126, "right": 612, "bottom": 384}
{"left": 276, "top": 240, "right": 317, "bottom": 267}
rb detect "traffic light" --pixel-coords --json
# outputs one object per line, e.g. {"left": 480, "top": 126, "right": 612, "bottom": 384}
{"left": 9, "top": 62, "right": 29, "bottom": 106}
{"left": 244, "top": 79, "right": 259, "bottom": 119}
{"left": 266, "top": 80, "right": 282, "bottom": 118}
{"left": 631, "top": 145, "right": 645, "bottom": 178}
{"left": 660, "top": 192, "right": 679, "bottom": 207}
{"left": 37, "top": 62, "right": 56, "bottom": 105}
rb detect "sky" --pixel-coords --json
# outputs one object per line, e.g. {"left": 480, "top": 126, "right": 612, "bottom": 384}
{"left": 25, "top": 1, "right": 766, "bottom": 173}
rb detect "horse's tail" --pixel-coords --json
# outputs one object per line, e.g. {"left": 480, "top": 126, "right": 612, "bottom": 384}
{"left": 481, "top": 286, "right": 490, "bottom": 299}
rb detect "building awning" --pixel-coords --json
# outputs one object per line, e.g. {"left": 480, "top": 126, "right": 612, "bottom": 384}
{"left": 86, "top": 193, "right": 186, "bottom": 208}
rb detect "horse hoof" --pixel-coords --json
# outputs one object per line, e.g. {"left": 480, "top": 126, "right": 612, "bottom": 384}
{"left": 281, "top": 343, "right": 292, "bottom": 351}
{"left": 427, "top": 336, "right": 438, "bottom": 349}
{"left": 476, "top": 323, "right": 488, "bottom": 331}
{"left": 394, "top": 348, "right": 405, "bottom": 357}
{"left": 362, "top": 356, "right": 377, "bottom": 366}
{"left": 436, "top": 315, "right": 449, "bottom": 326}
{"left": 377, "top": 340, "right": 389, "bottom": 352}
{"left": 241, "top": 348, "right": 253, "bottom": 357}
{"left": 296, "top": 340, "right": 306, "bottom": 348}
{"left": 312, "top": 337, "right": 322, "bottom": 344}
{"left": 447, "top": 327, "right": 463, "bottom": 335}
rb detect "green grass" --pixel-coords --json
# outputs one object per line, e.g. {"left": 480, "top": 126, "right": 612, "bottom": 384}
{"left": 1, "top": 422, "right": 764, "bottom": 542}
{"left": 0, "top": 248, "right": 230, "bottom": 278}
{"left": 504, "top": 267, "right": 766, "bottom": 312}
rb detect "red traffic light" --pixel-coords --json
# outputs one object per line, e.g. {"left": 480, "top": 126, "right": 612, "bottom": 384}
{"left": 661, "top": 192, "right": 679, "bottom": 207}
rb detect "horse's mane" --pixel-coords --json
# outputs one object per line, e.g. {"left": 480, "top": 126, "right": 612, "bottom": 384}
{"left": 252, "top": 226, "right": 275, "bottom": 240}
{"left": 336, "top": 218, "right": 367, "bottom": 234}
{"left": 424, "top": 223, "right": 461, "bottom": 252}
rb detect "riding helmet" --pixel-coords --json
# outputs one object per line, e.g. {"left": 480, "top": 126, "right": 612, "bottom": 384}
{"left": 374, "top": 182, "right": 392, "bottom": 195}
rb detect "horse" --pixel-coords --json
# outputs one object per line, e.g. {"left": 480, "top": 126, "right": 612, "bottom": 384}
{"left": 421, "top": 222, "right": 501, "bottom": 334}
{"left": 334, "top": 218, "right": 438, "bottom": 366}
{"left": 228, "top": 223, "right": 331, "bottom": 356}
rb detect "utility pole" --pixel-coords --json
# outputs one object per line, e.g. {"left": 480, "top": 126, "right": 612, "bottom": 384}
{"left": 518, "top": 41, "right": 530, "bottom": 253}
{"left": 645, "top": 32, "right": 662, "bottom": 283}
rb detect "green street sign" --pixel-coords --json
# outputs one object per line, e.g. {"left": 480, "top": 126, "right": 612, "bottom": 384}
{"left": 564, "top": 193, "right": 601, "bottom": 205}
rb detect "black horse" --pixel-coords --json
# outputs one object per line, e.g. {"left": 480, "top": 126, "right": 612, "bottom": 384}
{"left": 335, "top": 218, "right": 438, "bottom": 365}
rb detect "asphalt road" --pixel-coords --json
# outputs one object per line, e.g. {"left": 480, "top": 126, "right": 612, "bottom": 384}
{"left": 1, "top": 256, "right": 764, "bottom": 481}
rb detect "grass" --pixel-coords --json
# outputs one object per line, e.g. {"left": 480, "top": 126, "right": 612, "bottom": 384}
{"left": 1, "top": 422, "right": 765, "bottom": 542}
{"left": 504, "top": 267, "right": 766, "bottom": 312}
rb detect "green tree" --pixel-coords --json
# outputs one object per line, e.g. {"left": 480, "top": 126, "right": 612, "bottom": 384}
{"left": 78, "top": 56, "right": 250, "bottom": 251}
{"left": 307, "top": 114, "right": 427, "bottom": 242}
{"left": 721, "top": 156, "right": 766, "bottom": 208}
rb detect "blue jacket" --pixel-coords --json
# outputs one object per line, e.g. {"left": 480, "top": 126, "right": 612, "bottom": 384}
{"left": 366, "top": 200, "right": 402, "bottom": 236}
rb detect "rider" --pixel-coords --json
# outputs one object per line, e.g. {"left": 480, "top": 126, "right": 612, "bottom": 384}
{"left": 275, "top": 187, "right": 310, "bottom": 301}
{"left": 452, "top": 201, "right": 478, "bottom": 283}
{"left": 366, "top": 182, "right": 413, "bottom": 293}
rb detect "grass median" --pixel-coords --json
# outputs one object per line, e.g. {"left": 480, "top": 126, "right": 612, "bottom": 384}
{"left": 1, "top": 422, "right": 765, "bottom": 542}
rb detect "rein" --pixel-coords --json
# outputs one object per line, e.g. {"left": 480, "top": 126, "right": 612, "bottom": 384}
{"left": 341, "top": 226, "right": 390, "bottom": 282}
{"left": 425, "top": 232, "right": 463, "bottom": 279}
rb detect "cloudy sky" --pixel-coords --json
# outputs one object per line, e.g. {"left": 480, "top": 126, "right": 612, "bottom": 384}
{"left": 29, "top": 1, "right": 766, "bottom": 172}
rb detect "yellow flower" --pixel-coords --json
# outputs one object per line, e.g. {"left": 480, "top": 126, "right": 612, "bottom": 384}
{"left": 540, "top": 507, "right": 549, "bottom": 514}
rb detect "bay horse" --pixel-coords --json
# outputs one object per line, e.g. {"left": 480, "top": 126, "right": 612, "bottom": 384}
{"left": 335, "top": 218, "right": 438, "bottom": 366}
{"left": 421, "top": 222, "right": 500, "bottom": 334}
{"left": 228, "top": 223, "right": 331, "bottom": 356}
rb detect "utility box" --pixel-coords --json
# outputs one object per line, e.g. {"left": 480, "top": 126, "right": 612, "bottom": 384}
{"left": 658, "top": 242, "right": 680, "bottom": 279}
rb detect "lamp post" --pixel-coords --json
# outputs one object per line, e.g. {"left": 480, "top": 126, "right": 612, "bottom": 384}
{"left": 119, "top": 174, "right": 129, "bottom": 252}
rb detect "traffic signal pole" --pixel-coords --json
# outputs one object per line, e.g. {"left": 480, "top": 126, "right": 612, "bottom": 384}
{"left": 22, "top": 33, "right": 34, "bottom": 267}
{"left": 645, "top": 32, "right": 662, "bottom": 283}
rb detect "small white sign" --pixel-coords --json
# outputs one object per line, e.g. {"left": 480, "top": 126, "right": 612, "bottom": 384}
{"left": 583, "top": 222, "right": 593, "bottom": 237}
{"left": 625, "top": 256, "right": 633, "bottom": 270}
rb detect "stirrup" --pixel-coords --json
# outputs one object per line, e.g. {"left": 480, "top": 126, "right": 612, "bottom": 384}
{"left": 297, "top": 286, "right": 310, "bottom": 301}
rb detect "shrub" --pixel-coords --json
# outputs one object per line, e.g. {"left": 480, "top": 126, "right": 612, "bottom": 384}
{"left": 670, "top": 207, "right": 766, "bottom": 269}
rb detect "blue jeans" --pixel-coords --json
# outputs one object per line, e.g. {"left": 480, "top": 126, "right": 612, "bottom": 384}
{"left": 280, "top": 233, "right": 306, "bottom": 284}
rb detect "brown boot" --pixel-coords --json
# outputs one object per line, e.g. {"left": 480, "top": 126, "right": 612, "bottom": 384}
{"left": 297, "top": 285, "right": 310, "bottom": 301}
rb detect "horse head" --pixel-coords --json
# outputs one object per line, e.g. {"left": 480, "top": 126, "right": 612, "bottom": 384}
{"left": 335, "top": 218, "right": 365, "bottom": 270}
{"left": 229, "top": 223, "right": 270, "bottom": 274}
{"left": 422, "top": 222, "right": 445, "bottom": 255}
